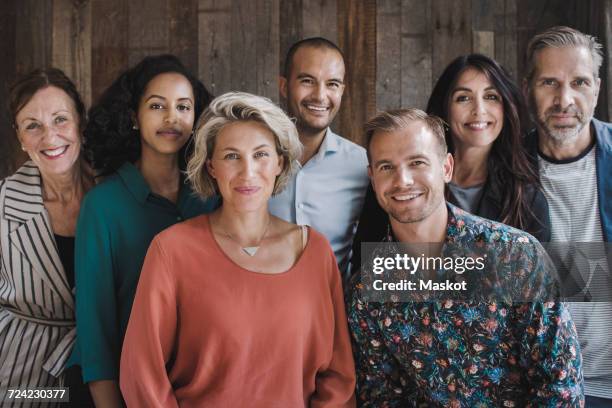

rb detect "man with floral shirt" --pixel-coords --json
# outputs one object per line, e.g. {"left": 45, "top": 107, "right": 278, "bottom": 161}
{"left": 347, "top": 108, "right": 583, "bottom": 407}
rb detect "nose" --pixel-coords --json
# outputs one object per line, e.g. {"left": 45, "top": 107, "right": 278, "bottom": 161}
{"left": 472, "top": 98, "right": 486, "bottom": 116}
{"left": 555, "top": 84, "right": 574, "bottom": 109}
{"left": 312, "top": 83, "right": 326, "bottom": 102}
{"left": 394, "top": 165, "right": 414, "bottom": 187}
{"left": 164, "top": 108, "right": 178, "bottom": 124}
{"left": 240, "top": 156, "right": 256, "bottom": 178}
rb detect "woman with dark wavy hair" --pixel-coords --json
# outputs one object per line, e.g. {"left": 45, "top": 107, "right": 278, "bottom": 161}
{"left": 68, "top": 55, "right": 217, "bottom": 407}
{"left": 426, "top": 53, "right": 549, "bottom": 240}
{"left": 351, "top": 54, "right": 549, "bottom": 273}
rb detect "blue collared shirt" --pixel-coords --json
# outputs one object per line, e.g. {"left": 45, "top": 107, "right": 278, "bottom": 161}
{"left": 268, "top": 128, "right": 369, "bottom": 274}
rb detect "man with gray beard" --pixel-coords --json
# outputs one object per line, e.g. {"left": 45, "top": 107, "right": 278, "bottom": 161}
{"left": 523, "top": 26, "right": 612, "bottom": 408}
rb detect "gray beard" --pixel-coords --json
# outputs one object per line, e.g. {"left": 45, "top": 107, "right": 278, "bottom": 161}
{"left": 539, "top": 119, "right": 587, "bottom": 147}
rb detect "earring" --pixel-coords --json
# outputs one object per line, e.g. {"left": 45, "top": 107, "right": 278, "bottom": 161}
{"left": 132, "top": 124, "right": 139, "bottom": 130}
{"left": 21, "top": 145, "right": 26, "bottom": 152}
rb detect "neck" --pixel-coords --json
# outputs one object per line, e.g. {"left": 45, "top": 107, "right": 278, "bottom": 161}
{"left": 390, "top": 201, "right": 449, "bottom": 244}
{"left": 40, "top": 163, "right": 84, "bottom": 204}
{"left": 538, "top": 123, "right": 594, "bottom": 160}
{"left": 137, "top": 151, "right": 180, "bottom": 202}
{"left": 212, "top": 205, "right": 271, "bottom": 245}
{"left": 298, "top": 126, "right": 328, "bottom": 165}
{"left": 451, "top": 146, "right": 490, "bottom": 187}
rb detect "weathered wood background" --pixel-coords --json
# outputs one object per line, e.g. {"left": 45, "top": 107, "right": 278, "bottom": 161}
{"left": 1, "top": 0, "right": 610, "bottom": 179}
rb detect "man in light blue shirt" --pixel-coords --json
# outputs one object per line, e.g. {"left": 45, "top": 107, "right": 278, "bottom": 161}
{"left": 269, "top": 37, "right": 368, "bottom": 274}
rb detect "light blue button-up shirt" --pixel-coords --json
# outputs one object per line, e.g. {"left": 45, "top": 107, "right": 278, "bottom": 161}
{"left": 269, "top": 128, "right": 369, "bottom": 274}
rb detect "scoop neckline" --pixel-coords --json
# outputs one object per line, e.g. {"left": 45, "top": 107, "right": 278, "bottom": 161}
{"left": 204, "top": 215, "right": 311, "bottom": 277}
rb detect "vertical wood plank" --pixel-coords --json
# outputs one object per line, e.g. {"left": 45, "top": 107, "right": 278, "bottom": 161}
{"left": 230, "top": 0, "right": 258, "bottom": 94}
{"left": 198, "top": 0, "right": 232, "bottom": 97}
{"left": 128, "top": 0, "right": 168, "bottom": 66}
{"left": 168, "top": 0, "right": 199, "bottom": 74}
{"left": 473, "top": 31, "right": 495, "bottom": 58}
{"left": 376, "top": 0, "right": 401, "bottom": 110}
{"left": 337, "top": 0, "right": 376, "bottom": 145}
{"left": 472, "top": 0, "right": 495, "bottom": 58}
{"left": 279, "top": 0, "right": 303, "bottom": 76}
{"left": 91, "top": 0, "right": 128, "bottom": 103}
{"left": 494, "top": 0, "right": 517, "bottom": 77}
{"left": 15, "top": 0, "right": 53, "bottom": 76}
{"left": 0, "top": 0, "right": 17, "bottom": 179}
{"left": 401, "top": 0, "right": 432, "bottom": 110}
{"left": 255, "top": 0, "right": 280, "bottom": 101}
{"left": 52, "top": 0, "right": 92, "bottom": 107}
{"left": 302, "top": 0, "right": 337, "bottom": 42}
{"left": 432, "top": 0, "right": 472, "bottom": 83}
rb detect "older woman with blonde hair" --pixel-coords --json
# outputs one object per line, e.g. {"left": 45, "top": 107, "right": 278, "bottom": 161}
{"left": 120, "top": 92, "right": 356, "bottom": 407}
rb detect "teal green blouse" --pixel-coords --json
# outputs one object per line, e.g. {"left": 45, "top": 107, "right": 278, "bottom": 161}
{"left": 69, "top": 162, "right": 217, "bottom": 382}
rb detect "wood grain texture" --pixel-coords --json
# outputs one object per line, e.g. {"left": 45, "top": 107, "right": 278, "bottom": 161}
{"left": 15, "top": 0, "right": 53, "bottom": 76}
{"left": 400, "top": 0, "right": 431, "bottom": 110}
{"left": 168, "top": 0, "right": 199, "bottom": 74}
{"left": 52, "top": 0, "right": 92, "bottom": 107}
{"left": 376, "top": 0, "right": 401, "bottom": 110}
{"left": 128, "top": 0, "right": 168, "bottom": 66}
{"left": 279, "top": 0, "right": 303, "bottom": 76}
{"left": 91, "top": 0, "right": 128, "bottom": 103}
{"left": 0, "top": 0, "right": 17, "bottom": 179}
{"left": 198, "top": 0, "right": 231, "bottom": 97}
{"left": 473, "top": 30, "right": 495, "bottom": 58}
{"left": 230, "top": 0, "right": 258, "bottom": 94}
{"left": 337, "top": 0, "right": 376, "bottom": 145}
{"left": 432, "top": 0, "right": 471, "bottom": 82}
{"left": 494, "top": 0, "right": 517, "bottom": 77}
{"left": 255, "top": 0, "right": 280, "bottom": 100}
{"left": 302, "top": 0, "right": 337, "bottom": 42}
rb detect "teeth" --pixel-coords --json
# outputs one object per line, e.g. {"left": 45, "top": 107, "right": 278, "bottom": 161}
{"left": 305, "top": 104, "right": 327, "bottom": 111}
{"left": 394, "top": 193, "right": 420, "bottom": 201}
{"left": 42, "top": 146, "right": 68, "bottom": 157}
{"left": 466, "top": 122, "right": 488, "bottom": 130}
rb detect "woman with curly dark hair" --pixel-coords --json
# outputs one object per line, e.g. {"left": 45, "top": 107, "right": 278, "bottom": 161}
{"left": 351, "top": 54, "right": 550, "bottom": 273}
{"left": 68, "top": 55, "right": 217, "bottom": 407}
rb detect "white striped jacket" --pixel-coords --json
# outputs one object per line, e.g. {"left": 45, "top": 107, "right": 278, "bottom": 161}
{"left": 0, "top": 162, "right": 75, "bottom": 405}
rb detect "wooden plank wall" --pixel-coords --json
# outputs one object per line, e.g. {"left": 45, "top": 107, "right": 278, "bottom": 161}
{"left": 1, "top": 0, "right": 610, "bottom": 178}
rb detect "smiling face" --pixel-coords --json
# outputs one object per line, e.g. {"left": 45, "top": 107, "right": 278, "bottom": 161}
{"left": 368, "top": 121, "right": 453, "bottom": 224}
{"left": 448, "top": 67, "right": 504, "bottom": 152}
{"left": 136, "top": 72, "right": 195, "bottom": 161}
{"left": 280, "top": 46, "right": 345, "bottom": 137}
{"left": 527, "top": 46, "right": 600, "bottom": 147}
{"left": 15, "top": 86, "right": 81, "bottom": 177}
{"left": 207, "top": 120, "right": 283, "bottom": 212}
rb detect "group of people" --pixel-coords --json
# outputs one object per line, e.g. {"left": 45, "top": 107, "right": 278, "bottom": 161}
{"left": 0, "top": 24, "right": 609, "bottom": 408}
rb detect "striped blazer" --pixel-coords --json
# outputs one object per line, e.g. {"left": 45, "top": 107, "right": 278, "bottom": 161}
{"left": 0, "top": 161, "right": 75, "bottom": 405}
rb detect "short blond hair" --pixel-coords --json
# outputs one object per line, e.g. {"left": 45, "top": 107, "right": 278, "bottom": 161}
{"left": 186, "top": 92, "right": 303, "bottom": 199}
{"left": 525, "top": 26, "right": 603, "bottom": 83}
{"left": 364, "top": 108, "right": 448, "bottom": 162}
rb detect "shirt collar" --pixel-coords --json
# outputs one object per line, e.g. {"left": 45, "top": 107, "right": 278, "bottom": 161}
{"left": 117, "top": 162, "right": 151, "bottom": 205}
{"left": 310, "top": 128, "right": 340, "bottom": 162}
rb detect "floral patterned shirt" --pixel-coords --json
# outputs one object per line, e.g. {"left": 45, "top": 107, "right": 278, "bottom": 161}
{"left": 347, "top": 203, "right": 583, "bottom": 407}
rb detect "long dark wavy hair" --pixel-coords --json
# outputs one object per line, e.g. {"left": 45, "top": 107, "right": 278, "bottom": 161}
{"left": 84, "top": 54, "right": 213, "bottom": 176}
{"left": 426, "top": 54, "right": 539, "bottom": 230}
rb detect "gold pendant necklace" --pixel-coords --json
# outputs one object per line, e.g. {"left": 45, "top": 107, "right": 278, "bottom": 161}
{"left": 216, "top": 217, "right": 271, "bottom": 257}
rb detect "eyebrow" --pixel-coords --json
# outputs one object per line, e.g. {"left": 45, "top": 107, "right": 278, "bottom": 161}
{"left": 296, "top": 73, "right": 344, "bottom": 84}
{"left": 144, "top": 95, "right": 194, "bottom": 103}
{"left": 221, "top": 144, "right": 272, "bottom": 152}
{"left": 373, "top": 154, "right": 429, "bottom": 167}
{"left": 451, "top": 86, "right": 498, "bottom": 94}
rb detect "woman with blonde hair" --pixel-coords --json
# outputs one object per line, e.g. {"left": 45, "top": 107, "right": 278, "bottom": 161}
{"left": 120, "top": 92, "right": 356, "bottom": 407}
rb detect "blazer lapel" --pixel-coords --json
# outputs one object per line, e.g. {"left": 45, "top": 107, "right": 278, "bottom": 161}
{"left": 4, "top": 162, "right": 74, "bottom": 310}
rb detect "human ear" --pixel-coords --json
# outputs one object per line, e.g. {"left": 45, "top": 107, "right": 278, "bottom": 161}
{"left": 279, "top": 76, "right": 288, "bottom": 100}
{"left": 206, "top": 159, "right": 216, "bottom": 179}
{"left": 442, "top": 153, "right": 454, "bottom": 183}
